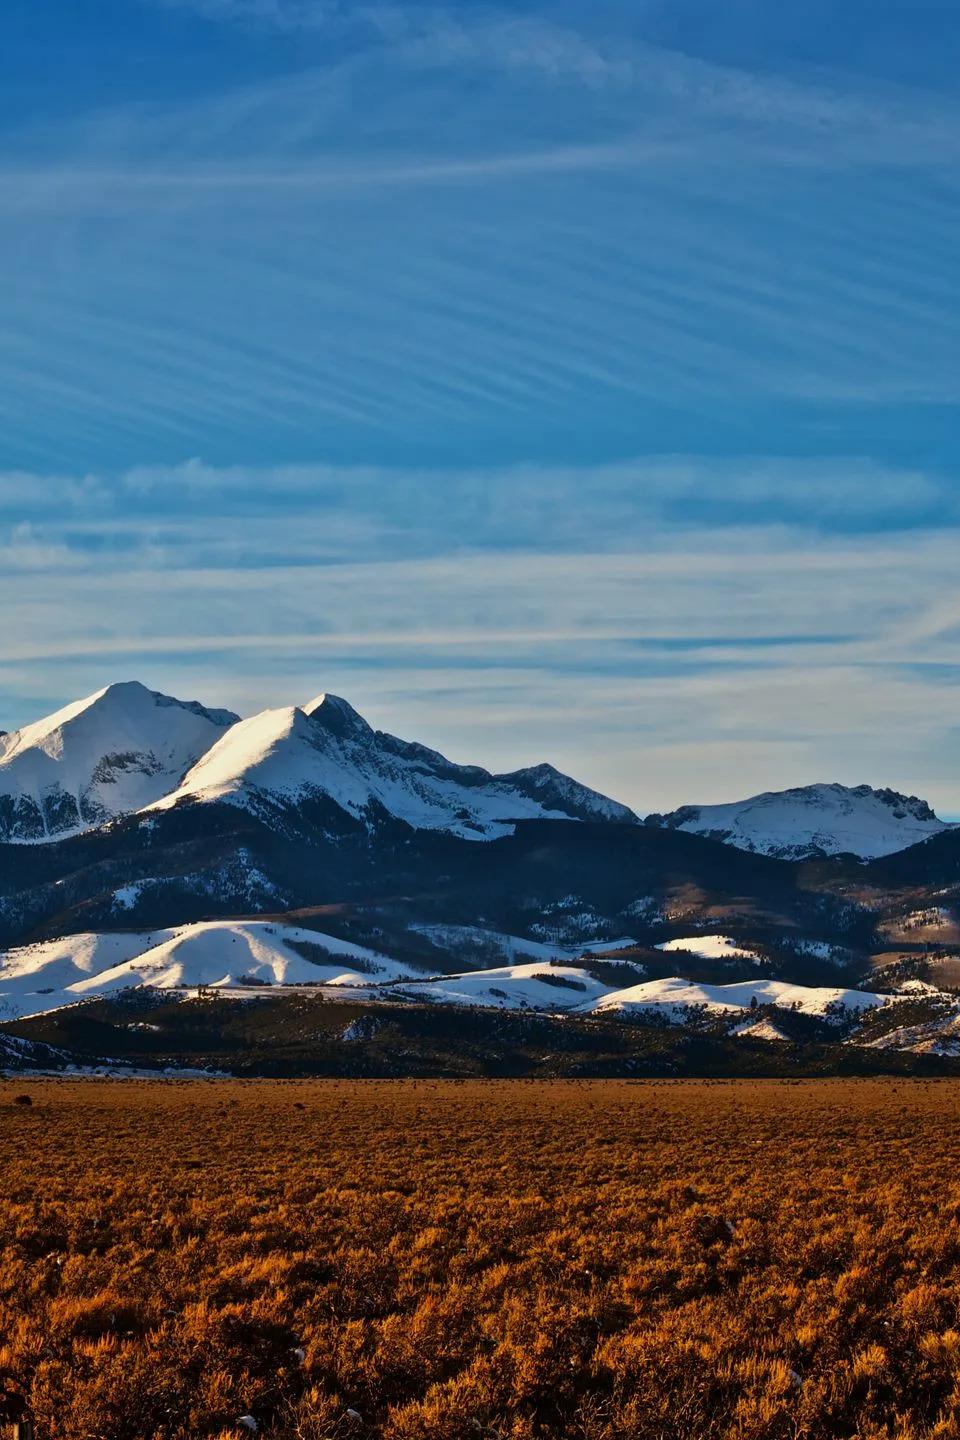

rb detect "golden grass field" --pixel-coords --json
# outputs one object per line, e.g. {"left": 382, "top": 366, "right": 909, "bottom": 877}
{"left": 4, "top": 1078, "right": 960, "bottom": 1439}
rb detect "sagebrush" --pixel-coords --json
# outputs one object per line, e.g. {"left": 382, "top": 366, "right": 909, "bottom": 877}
{"left": 3, "top": 1078, "right": 960, "bottom": 1438}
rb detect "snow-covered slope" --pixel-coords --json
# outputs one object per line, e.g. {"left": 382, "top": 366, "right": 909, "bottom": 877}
{"left": 0, "top": 920, "right": 419, "bottom": 1018}
{"left": 646, "top": 783, "right": 951, "bottom": 860}
{"left": 0, "top": 921, "right": 896, "bottom": 1042}
{"left": 409, "top": 924, "right": 639, "bottom": 968}
{"left": 732, "top": 1017, "right": 791, "bottom": 1042}
{"left": 0, "top": 930, "right": 174, "bottom": 1016}
{"left": 0, "top": 682, "right": 238, "bottom": 842}
{"left": 657, "top": 935, "right": 763, "bottom": 965}
{"left": 587, "top": 976, "right": 884, "bottom": 1021}
{"left": 391, "top": 960, "right": 622, "bottom": 1011}
{"left": 860, "top": 1009, "right": 960, "bottom": 1057}
{"left": 148, "top": 693, "right": 636, "bottom": 840}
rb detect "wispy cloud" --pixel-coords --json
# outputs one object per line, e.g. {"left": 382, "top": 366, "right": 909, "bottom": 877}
{"left": 2, "top": 3, "right": 958, "bottom": 472}
{"left": 4, "top": 455, "right": 960, "bottom": 811}
{"left": 143, "top": 0, "right": 960, "bottom": 157}
{"left": 4, "top": 0, "right": 959, "bottom": 812}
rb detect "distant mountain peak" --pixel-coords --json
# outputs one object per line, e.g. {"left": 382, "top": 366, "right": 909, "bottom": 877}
{"left": 847, "top": 783, "right": 941, "bottom": 824}
{"left": 0, "top": 682, "right": 239, "bottom": 843}
{"left": 1, "top": 681, "right": 636, "bottom": 847}
{"left": 302, "top": 692, "right": 374, "bottom": 741}
{"left": 512, "top": 762, "right": 560, "bottom": 779}
{"left": 3, "top": 680, "right": 238, "bottom": 750}
{"left": 149, "top": 691, "right": 636, "bottom": 839}
{"left": 645, "top": 781, "right": 951, "bottom": 860}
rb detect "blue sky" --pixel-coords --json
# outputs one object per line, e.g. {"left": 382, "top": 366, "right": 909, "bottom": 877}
{"left": 3, "top": 0, "right": 960, "bottom": 813}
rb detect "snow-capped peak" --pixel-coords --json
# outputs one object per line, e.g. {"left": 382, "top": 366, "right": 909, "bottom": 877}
{"left": 148, "top": 694, "right": 637, "bottom": 840}
{"left": 645, "top": 781, "right": 952, "bottom": 860}
{"left": 149, "top": 705, "right": 316, "bottom": 807}
{"left": 302, "top": 692, "right": 374, "bottom": 740}
{"left": 0, "top": 682, "right": 239, "bottom": 843}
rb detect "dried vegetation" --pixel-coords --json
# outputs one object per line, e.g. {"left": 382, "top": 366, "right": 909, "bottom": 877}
{"left": 3, "top": 1078, "right": 960, "bottom": 1439}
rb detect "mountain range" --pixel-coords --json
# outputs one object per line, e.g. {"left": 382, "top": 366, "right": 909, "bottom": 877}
{"left": 2, "top": 681, "right": 959, "bottom": 1074}
{"left": 1, "top": 681, "right": 948, "bottom": 857}
{"left": 0, "top": 682, "right": 634, "bottom": 845}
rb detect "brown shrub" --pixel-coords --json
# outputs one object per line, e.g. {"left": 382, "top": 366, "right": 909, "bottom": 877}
{"left": 3, "top": 1077, "right": 960, "bottom": 1438}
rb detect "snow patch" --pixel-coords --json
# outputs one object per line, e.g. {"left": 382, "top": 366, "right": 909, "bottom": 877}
{"left": 657, "top": 935, "right": 763, "bottom": 965}
{"left": 732, "top": 1017, "right": 790, "bottom": 1042}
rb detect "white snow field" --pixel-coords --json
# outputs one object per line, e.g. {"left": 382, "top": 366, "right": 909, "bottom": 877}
{"left": 146, "top": 693, "right": 635, "bottom": 839}
{"left": 0, "top": 931, "right": 175, "bottom": 1017}
{"left": 587, "top": 976, "right": 886, "bottom": 1022}
{"left": 0, "top": 921, "right": 419, "bottom": 1018}
{"left": 389, "top": 960, "right": 622, "bottom": 1011}
{"left": 647, "top": 782, "right": 951, "bottom": 860}
{"left": 657, "top": 935, "right": 763, "bottom": 964}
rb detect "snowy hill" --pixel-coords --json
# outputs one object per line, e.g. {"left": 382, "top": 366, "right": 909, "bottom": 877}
{"left": 0, "top": 920, "right": 419, "bottom": 1018}
{"left": 355, "top": 947, "right": 882, "bottom": 1023}
{"left": 4, "top": 914, "right": 938, "bottom": 1068}
{"left": 657, "top": 935, "right": 764, "bottom": 965}
{"left": 0, "top": 930, "right": 174, "bottom": 1014}
{"left": 645, "top": 783, "right": 951, "bottom": 860}
{"left": 388, "top": 960, "right": 630, "bottom": 1012}
{"left": 0, "top": 682, "right": 238, "bottom": 843}
{"left": 148, "top": 692, "right": 636, "bottom": 840}
{"left": 586, "top": 975, "right": 885, "bottom": 1022}
{"left": 0, "top": 917, "right": 890, "bottom": 1033}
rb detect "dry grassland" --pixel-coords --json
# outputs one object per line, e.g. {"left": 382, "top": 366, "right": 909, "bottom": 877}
{"left": 3, "top": 1078, "right": 960, "bottom": 1439}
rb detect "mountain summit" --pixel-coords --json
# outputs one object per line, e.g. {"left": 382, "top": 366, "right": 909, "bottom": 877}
{"left": 149, "top": 693, "right": 637, "bottom": 839}
{"left": 0, "top": 683, "right": 636, "bottom": 845}
{"left": 645, "top": 782, "right": 951, "bottom": 860}
{"left": 5, "top": 685, "right": 948, "bottom": 862}
{"left": 0, "top": 682, "right": 238, "bottom": 842}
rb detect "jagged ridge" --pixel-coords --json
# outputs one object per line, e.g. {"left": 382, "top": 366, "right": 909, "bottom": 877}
{"left": 149, "top": 693, "right": 637, "bottom": 839}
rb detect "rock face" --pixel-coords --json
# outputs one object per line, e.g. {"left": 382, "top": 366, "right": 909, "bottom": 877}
{"left": 645, "top": 782, "right": 951, "bottom": 860}
{"left": 0, "top": 682, "right": 238, "bottom": 842}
